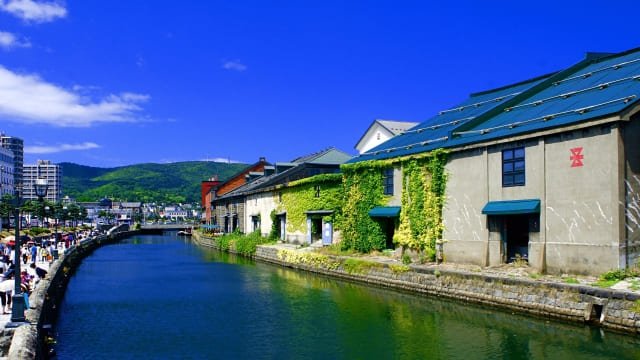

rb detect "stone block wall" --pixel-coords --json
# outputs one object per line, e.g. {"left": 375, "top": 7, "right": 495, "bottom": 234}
{"left": 255, "top": 245, "right": 640, "bottom": 334}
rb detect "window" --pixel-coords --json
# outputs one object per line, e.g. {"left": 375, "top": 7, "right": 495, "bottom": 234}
{"left": 502, "top": 147, "right": 525, "bottom": 187}
{"left": 314, "top": 185, "right": 321, "bottom": 198}
{"left": 383, "top": 168, "right": 394, "bottom": 195}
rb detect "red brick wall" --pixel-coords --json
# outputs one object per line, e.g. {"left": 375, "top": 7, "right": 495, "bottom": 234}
{"left": 216, "top": 162, "right": 268, "bottom": 196}
{"left": 201, "top": 180, "right": 220, "bottom": 208}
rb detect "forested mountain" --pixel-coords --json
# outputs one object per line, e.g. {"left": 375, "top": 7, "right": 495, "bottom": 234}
{"left": 60, "top": 161, "right": 247, "bottom": 203}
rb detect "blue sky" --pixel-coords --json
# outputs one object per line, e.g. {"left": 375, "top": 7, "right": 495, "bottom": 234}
{"left": 0, "top": 0, "right": 638, "bottom": 168}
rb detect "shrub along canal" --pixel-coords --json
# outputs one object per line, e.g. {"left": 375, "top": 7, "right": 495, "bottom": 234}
{"left": 53, "top": 233, "right": 640, "bottom": 359}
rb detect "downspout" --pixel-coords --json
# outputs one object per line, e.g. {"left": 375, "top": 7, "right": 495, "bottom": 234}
{"left": 484, "top": 147, "right": 490, "bottom": 266}
{"left": 623, "top": 125, "right": 629, "bottom": 269}
{"left": 625, "top": 165, "right": 629, "bottom": 269}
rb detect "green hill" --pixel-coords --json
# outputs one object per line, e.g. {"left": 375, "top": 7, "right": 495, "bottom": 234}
{"left": 61, "top": 161, "right": 247, "bottom": 204}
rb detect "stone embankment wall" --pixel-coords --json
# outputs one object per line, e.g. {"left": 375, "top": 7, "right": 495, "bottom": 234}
{"left": 253, "top": 245, "right": 640, "bottom": 335}
{"left": 3, "top": 230, "right": 139, "bottom": 359}
{"left": 191, "top": 232, "right": 640, "bottom": 335}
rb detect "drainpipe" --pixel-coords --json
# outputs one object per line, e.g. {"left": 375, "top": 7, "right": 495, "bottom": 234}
{"left": 624, "top": 136, "right": 629, "bottom": 269}
{"left": 542, "top": 137, "right": 547, "bottom": 274}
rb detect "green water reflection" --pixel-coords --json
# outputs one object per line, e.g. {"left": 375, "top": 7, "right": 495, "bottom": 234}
{"left": 54, "top": 236, "right": 639, "bottom": 359}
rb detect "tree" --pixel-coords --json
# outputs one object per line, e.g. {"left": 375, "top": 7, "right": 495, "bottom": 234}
{"left": 0, "top": 194, "right": 15, "bottom": 229}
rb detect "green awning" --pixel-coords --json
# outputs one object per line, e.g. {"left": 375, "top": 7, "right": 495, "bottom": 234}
{"left": 369, "top": 206, "right": 401, "bottom": 218}
{"left": 481, "top": 199, "right": 540, "bottom": 215}
{"left": 305, "top": 210, "right": 334, "bottom": 215}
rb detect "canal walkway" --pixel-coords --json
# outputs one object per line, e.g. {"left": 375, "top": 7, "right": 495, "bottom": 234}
{"left": 0, "top": 259, "right": 50, "bottom": 330}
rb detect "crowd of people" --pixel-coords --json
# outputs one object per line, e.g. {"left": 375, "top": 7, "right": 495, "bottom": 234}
{"left": 0, "top": 228, "right": 102, "bottom": 315}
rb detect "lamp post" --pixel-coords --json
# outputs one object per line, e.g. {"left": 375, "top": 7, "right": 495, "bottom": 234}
{"left": 9, "top": 178, "right": 47, "bottom": 325}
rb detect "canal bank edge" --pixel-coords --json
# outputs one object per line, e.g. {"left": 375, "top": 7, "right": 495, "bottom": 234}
{"left": 191, "top": 231, "right": 640, "bottom": 335}
{"left": 3, "top": 230, "right": 140, "bottom": 359}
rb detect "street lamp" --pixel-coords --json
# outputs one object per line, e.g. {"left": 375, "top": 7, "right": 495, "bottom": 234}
{"left": 9, "top": 178, "right": 48, "bottom": 325}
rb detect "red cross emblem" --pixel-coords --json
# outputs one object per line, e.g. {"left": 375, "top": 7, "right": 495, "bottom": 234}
{"left": 570, "top": 147, "right": 584, "bottom": 167}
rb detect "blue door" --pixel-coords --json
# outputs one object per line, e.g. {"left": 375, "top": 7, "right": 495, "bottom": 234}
{"left": 306, "top": 217, "right": 312, "bottom": 244}
{"left": 322, "top": 221, "right": 332, "bottom": 245}
{"left": 280, "top": 215, "right": 286, "bottom": 241}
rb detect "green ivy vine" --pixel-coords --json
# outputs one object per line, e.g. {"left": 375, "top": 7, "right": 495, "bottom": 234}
{"left": 341, "top": 149, "right": 448, "bottom": 256}
{"left": 275, "top": 174, "right": 344, "bottom": 234}
{"left": 339, "top": 165, "right": 388, "bottom": 252}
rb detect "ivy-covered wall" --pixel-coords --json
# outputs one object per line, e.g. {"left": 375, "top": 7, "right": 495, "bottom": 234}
{"left": 340, "top": 165, "right": 388, "bottom": 252}
{"left": 275, "top": 173, "right": 344, "bottom": 235}
{"left": 340, "top": 149, "right": 448, "bottom": 255}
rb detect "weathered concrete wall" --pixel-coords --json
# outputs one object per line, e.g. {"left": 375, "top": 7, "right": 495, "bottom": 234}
{"left": 543, "top": 125, "right": 622, "bottom": 274}
{"left": 442, "top": 123, "right": 627, "bottom": 275}
{"left": 255, "top": 244, "right": 640, "bottom": 335}
{"left": 443, "top": 147, "right": 489, "bottom": 266}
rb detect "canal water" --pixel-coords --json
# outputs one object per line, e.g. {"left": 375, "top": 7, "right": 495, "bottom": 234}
{"left": 54, "top": 233, "right": 640, "bottom": 359}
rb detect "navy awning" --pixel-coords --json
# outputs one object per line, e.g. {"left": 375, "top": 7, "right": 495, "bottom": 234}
{"left": 481, "top": 199, "right": 540, "bottom": 215}
{"left": 369, "top": 206, "right": 401, "bottom": 218}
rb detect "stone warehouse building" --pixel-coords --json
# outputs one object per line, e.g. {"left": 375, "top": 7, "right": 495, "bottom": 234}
{"left": 213, "top": 148, "right": 351, "bottom": 241}
{"left": 350, "top": 47, "right": 640, "bottom": 275}
{"left": 205, "top": 157, "right": 270, "bottom": 228}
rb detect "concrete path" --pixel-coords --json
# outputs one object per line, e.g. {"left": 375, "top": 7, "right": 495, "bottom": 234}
{"left": 0, "top": 259, "right": 50, "bottom": 331}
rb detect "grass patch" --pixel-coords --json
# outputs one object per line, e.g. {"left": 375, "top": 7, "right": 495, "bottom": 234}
{"left": 343, "top": 258, "right": 381, "bottom": 275}
{"left": 277, "top": 250, "right": 341, "bottom": 270}
{"left": 593, "top": 279, "right": 619, "bottom": 288}
{"left": 599, "top": 267, "right": 640, "bottom": 281}
{"left": 528, "top": 273, "right": 542, "bottom": 280}
{"left": 563, "top": 277, "right": 579, "bottom": 284}
{"left": 593, "top": 266, "right": 640, "bottom": 288}
{"left": 215, "top": 231, "right": 273, "bottom": 255}
{"left": 315, "top": 243, "right": 360, "bottom": 257}
{"left": 382, "top": 249, "right": 395, "bottom": 257}
{"left": 389, "top": 264, "right": 411, "bottom": 274}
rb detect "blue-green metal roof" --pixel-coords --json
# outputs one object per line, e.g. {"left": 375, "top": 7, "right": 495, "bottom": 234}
{"left": 369, "top": 206, "right": 401, "bottom": 217}
{"left": 481, "top": 199, "right": 540, "bottom": 215}
{"left": 349, "top": 47, "right": 640, "bottom": 164}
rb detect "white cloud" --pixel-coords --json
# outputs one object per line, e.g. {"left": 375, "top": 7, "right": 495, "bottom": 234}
{"left": 0, "top": 31, "right": 31, "bottom": 50}
{"left": 25, "top": 142, "right": 101, "bottom": 154}
{"left": 0, "top": 65, "right": 150, "bottom": 127}
{"left": 202, "top": 157, "right": 243, "bottom": 164}
{"left": 222, "top": 60, "right": 247, "bottom": 72}
{"left": 0, "top": 0, "right": 67, "bottom": 23}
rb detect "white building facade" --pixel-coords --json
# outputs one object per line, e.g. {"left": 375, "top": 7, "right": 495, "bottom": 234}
{"left": 23, "top": 160, "right": 63, "bottom": 202}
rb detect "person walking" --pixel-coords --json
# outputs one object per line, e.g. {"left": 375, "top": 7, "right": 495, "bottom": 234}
{"left": 30, "top": 243, "right": 37, "bottom": 264}
{"left": 0, "top": 274, "right": 14, "bottom": 314}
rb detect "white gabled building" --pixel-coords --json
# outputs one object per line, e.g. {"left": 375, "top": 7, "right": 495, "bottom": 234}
{"left": 355, "top": 119, "right": 419, "bottom": 154}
